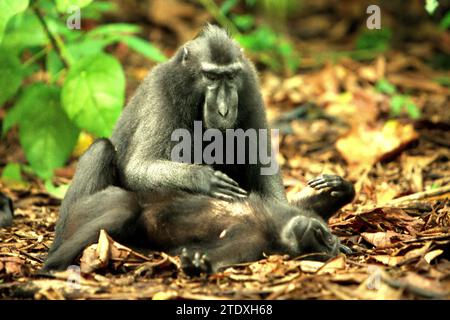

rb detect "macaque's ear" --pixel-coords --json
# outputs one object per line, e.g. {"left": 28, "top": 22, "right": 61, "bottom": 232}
{"left": 182, "top": 47, "right": 189, "bottom": 65}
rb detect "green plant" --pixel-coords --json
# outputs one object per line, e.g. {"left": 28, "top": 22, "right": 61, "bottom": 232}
{"left": 0, "top": 0, "right": 166, "bottom": 184}
{"left": 375, "top": 79, "right": 421, "bottom": 120}
{"left": 199, "top": 0, "right": 300, "bottom": 74}
{"left": 355, "top": 28, "right": 392, "bottom": 52}
{"left": 236, "top": 26, "right": 300, "bottom": 73}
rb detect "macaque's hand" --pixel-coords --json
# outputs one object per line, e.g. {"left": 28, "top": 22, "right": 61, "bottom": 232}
{"left": 198, "top": 168, "right": 248, "bottom": 202}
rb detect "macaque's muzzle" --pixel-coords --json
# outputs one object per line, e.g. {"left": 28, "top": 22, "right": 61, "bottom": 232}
{"left": 203, "top": 81, "right": 238, "bottom": 130}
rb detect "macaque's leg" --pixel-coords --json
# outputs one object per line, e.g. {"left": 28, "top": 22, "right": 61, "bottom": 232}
{"left": 43, "top": 188, "right": 140, "bottom": 272}
{"left": 50, "top": 138, "right": 117, "bottom": 254}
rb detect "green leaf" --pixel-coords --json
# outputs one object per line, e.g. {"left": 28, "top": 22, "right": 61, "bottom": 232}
{"left": 356, "top": 28, "right": 392, "bottom": 51}
{"left": 1, "top": 163, "right": 23, "bottom": 183}
{"left": 45, "top": 180, "right": 69, "bottom": 199}
{"left": 390, "top": 95, "right": 406, "bottom": 117}
{"left": 440, "top": 11, "right": 450, "bottom": 29}
{"left": 80, "top": 1, "right": 117, "bottom": 20}
{"left": 122, "top": 36, "right": 167, "bottom": 62}
{"left": 86, "top": 23, "right": 141, "bottom": 38}
{"left": 46, "top": 50, "right": 65, "bottom": 82}
{"left": 13, "top": 84, "right": 80, "bottom": 179}
{"left": 55, "top": 0, "right": 93, "bottom": 13}
{"left": 237, "top": 26, "right": 278, "bottom": 52}
{"left": 61, "top": 53, "right": 125, "bottom": 137}
{"left": 220, "top": 0, "right": 238, "bottom": 15}
{"left": 425, "top": 0, "right": 439, "bottom": 15}
{"left": 0, "top": 0, "right": 29, "bottom": 44}
{"left": 2, "top": 11, "right": 48, "bottom": 51}
{"left": 232, "top": 14, "right": 255, "bottom": 31}
{"left": 405, "top": 99, "right": 421, "bottom": 119}
{"left": 375, "top": 79, "right": 397, "bottom": 95}
{"left": 67, "top": 38, "right": 115, "bottom": 59}
{"left": 0, "top": 49, "right": 24, "bottom": 107}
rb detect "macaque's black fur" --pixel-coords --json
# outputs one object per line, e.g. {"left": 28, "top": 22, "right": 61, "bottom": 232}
{"left": 43, "top": 139, "right": 355, "bottom": 274}
{"left": 0, "top": 193, "right": 13, "bottom": 228}
{"left": 43, "top": 25, "right": 356, "bottom": 274}
{"left": 110, "top": 24, "right": 286, "bottom": 202}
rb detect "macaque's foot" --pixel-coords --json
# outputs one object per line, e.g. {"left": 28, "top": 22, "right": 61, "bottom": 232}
{"left": 307, "top": 175, "right": 355, "bottom": 202}
{"left": 180, "top": 248, "right": 212, "bottom": 277}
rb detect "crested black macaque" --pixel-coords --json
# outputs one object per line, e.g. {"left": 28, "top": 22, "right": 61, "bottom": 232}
{"left": 0, "top": 192, "right": 13, "bottom": 228}
{"left": 43, "top": 139, "right": 355, "bottom": 275}
{"left": 110, "top": 24, "right": 286, "bottom": 202}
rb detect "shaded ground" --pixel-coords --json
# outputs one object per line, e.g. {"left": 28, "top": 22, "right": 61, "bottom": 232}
{"left": 1, "top": 0, "right": 449, "bottom": 300}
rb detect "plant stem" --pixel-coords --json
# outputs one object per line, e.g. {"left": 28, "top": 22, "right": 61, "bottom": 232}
{"left": 31, "top": 4, "right": 72, "bottom": 68}
{"left": 23, "top": 47, "right": 47, "bottom": 67}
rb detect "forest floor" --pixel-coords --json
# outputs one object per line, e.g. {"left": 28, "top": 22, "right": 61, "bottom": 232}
{"left": 1, "top": 1, "right": 450, "bottom": 300}
{"left": 1, "top": 55, "right": 449, "bottom": 299}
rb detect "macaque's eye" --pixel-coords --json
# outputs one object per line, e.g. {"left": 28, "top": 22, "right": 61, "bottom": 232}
{"left": 204, "top": 72, "right": 220, "bottom": 81}
{"left": 315, "top": 228, "right": 335, "bottom": 247}
{"left": 226, "top": 73, "right": 236, "bottom": 81}
{"left": 326, "top": 234, "right": 334, "bottom": 245}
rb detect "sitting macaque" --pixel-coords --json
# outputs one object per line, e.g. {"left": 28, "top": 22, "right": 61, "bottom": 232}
{"left": 43, "top": 25, "right": 355, "bottom": 275}
{"left": 43, "top": 140, "right": 354, "bottom": 275}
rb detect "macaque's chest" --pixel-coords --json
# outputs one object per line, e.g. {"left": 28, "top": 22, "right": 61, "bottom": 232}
{"left": 136, "top": 199, "right": 252, "bottom": 251}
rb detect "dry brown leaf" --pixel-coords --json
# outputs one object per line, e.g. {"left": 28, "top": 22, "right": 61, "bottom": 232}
{"left": 336, "top": 120, "right": 419, "bottom": 167}
{"left": 298, "top": 260, "right": 324, "bottom": 273}
{"left": 424, "top": 249, "right": 443, "bottom": 264}
{"left": 318, "top": 255, "right": 346, "bottom": 275}
{"left": 80, "top": 230, "right": 111, "bottom": 273}
{"left": 361, "top": 231, "right": 414, "bottom": 248}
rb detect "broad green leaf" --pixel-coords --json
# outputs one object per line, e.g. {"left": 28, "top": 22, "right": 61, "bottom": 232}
{"left": 1, "top": 163, "right": 23, "bottom": 183}
{"left": 122, "top": 36, "right": 167, "bottom": 62}
{"left": 46, "top": 50, "right": 65, "bottom": 82}
{"left": 0, "top": 49, "right": 23, "bottom": 107}
{"left": 61, "top": 53, "right": 125, "bottom": 137}
{"left": 67, "top": 38, "right": 115, "bottom": 59}
{"left": 0, "top": 0, "right": 29, "bottom": 44}
{"left": 86, "top": 23, "right": 141, "bottom": 38}
{"left": 237, "top": 27, "right": 277, "bottom": 52}
{"left": 14, "top": 84, "right": 79, "bottom": 179}
{"left": 3, "top": 97, "right": 26, "bottom": 135}
{"left": 2, "top": 11, "right": 47, "bottom": 51}
{"left": 45, "top": 15, "right": 83, "bottom": 41}
{"left": 81, "top": 1, "right": 118, "bottom": 20}
{"left": 55, "top": 0, "right": 93, "bottom": 13}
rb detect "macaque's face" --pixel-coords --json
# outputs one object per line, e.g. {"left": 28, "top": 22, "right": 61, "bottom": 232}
{"left": 280, "top": 215, "right": 341, "bottom": 259}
